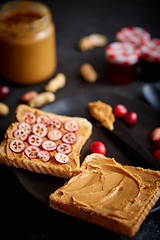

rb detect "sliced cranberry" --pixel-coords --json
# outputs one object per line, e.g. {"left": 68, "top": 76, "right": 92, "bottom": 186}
{"left": 32, "top": 123, "right": 47, "bottom": 137}
{"left": 42, "top": 140, "right": 57, "bottom": 152}
{"left": 24, "top": 146, "right": 39, "bottom": 159}
{"left": 0, "top": 85, "right": 11, "bottom": 100}
{"left": 113, "top": 104, "right": 128, "bottom": 118}
{"left": 123, "top": 112, "right": 138, "bottom": 126}
{"left": 47, "top": 129, "right": 62, "bottom": 141}
{"left": 50, "top": 119, "right": 62, "bottom": 129}
{"left": 90, "top": 141, "right": 106, "bottom": 155}
{"left": 18, "top": 122, "right": 31, "bottom": 135}
{"left": 54, "top": 153, "right": 69, "bottom": 164}
{"left": 38, "top": 150, "right": 51, "bottom": 162}
{"left": 9, "top": 139, "right": 25, "bottom": 153}
{"left": 64, "top": 120, "right": 79, "bottom": 132}
{"left": 62, "top": 132, "right": 77, "bottom": 145}
{"left": 28, "top": 134, "right": 42, "bottom": 147}
{"left": 23, "top": 111, "right": 36, "bottom": 125}
{"left": 57, "top": 143, "right": 72, "bottom": 154}
{"left": 13, "top": 128, "right": 28, "bottom": 141}
{"left": 37, "top": 115, "right": 51, "bottom": 127}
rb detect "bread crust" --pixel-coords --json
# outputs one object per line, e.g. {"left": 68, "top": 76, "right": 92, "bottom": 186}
{"left": 49, "top": 154, "right": 160, "bottom": 237}
{"left": 0, "top": 104, "right": 92, "bottom": 178}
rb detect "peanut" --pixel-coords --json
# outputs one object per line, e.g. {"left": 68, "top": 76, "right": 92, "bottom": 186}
{"left": 44, "top": 73, "right": 66, "bottom": 93}
{"left": 0, "top": 102, "right": 9, "bottom": 116}
{"left": 150, "top": 127, "right": 160, "bottom": 142}
{"left": 80, "top": 63, "right": 98, "bottom": 83}
{"left": 20, "top": 90, "right": 38, "bottom": 102}
{"left": 78, "top": 33, "right": 108, "bottom": 51}
{"left": 28, "top": 92, "right": 55, "bottom": 108}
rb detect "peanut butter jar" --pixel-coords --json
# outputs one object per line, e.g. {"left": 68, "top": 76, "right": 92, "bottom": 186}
{"left": 0, "top": 1, "right": 57, "bottom": 85}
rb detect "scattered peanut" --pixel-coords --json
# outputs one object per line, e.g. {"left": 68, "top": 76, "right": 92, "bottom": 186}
{"left": 44, "top": 73, "right": 66, "bottom": 93}
{"left": 28, "top": 92, "right": 55, "bottom": 108}
{"left": 80, "top": 63, "right": 98, "bottom": 83}
{"left": 78, "top": 33, "right": 108, "bottom": 51}
{"left": 20, "top": 90, "right": 38, "bottom": 102}
{"left": 0, "top": 102, "right": 9, "bottom": 116}
{"left": 150, "top": 127, "right": 160, "bottom": 142}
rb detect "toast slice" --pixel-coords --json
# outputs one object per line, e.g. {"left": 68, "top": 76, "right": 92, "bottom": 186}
{"left": 0, "top": 104, "right": 92, "bottom": 178}
{"left": 49, "top": 153, "right": 160, "bottom": 237}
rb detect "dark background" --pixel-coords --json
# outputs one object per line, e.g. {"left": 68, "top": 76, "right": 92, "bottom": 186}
{"left": 0, "top": 0, "right": 160, "bottom": 239}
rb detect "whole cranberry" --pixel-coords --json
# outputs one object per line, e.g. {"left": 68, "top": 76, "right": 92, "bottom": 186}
{"left": 0, "top": 85, "right": 11, "bottom": 100}
{"left": 113, "top": 104, "right": 128, "bottom": 118}
{"left": 153, "top": 149, "right": 160, "bottom": 162}
{"left": 123, "top": 112, "right": 138, "bottom": 126}
{"left": 154, "top": 140, "right": 160, "bottom": 149}
{"left": 90, "top": 141, "right": 106, "bottom": 155}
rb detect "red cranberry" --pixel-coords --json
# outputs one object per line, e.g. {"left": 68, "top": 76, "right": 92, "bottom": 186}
{"left": 153, "top": 149, "right": 160, "bottom": 162}
{"left": 90, "top": 141, "right": 106, "bottom": 155}
{"left": 0, "top": 85, "right": 11, "bottom": 100}
{"left": 113, "top": 104, "right": 128, "bottom": 118}
{"left": 123, "top": 112, "right": 138, "bottom": 126}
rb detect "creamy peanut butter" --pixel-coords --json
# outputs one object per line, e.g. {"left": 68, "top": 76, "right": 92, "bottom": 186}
{"left": 89, "top": 100, "right": 115, "bottom": 130}
{"left": 0, "top": 1, "right": 57, "bottom": 84}
{"left": 54, "top": 154, "right": 160, "bottom": 219}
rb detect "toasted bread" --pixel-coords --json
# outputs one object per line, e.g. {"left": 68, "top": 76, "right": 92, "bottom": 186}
{"left": 49, "top": 153, "right": 160, "bottom": 237}
{"left": 0, "top": 104, "right": 92, "bottom": 178}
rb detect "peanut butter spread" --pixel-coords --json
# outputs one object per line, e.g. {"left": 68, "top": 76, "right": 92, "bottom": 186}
{"left": 89, "top": 100, "right": 115, "bottom": 130}
{"left": 53, "top": 154, "right": 160, "bottom": 219}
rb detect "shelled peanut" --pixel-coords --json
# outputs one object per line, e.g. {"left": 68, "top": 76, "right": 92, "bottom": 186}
{"left": 44, "top": 73, "right": 66, "bottom": 93}
{"left": 78, "top": 33, "right": 108, "bottom": 51}
{"left": 80, "top": 63, "right": 98, "bottom": 83}
{"left": 0, "top": 102, "right": 9, "bottom": 116}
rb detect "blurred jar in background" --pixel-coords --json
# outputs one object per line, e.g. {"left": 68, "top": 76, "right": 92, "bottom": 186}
{"left": 141, "top": 39, "right": 160, "bottom": 81}
{"left": 116, "top": 26, "right": 151, "bottom": 47}
{"left": 105, "top": 42, "right": 141, "bottom": 85}
{"left": 0, "top": 1, "right": 57, "bottom": 85}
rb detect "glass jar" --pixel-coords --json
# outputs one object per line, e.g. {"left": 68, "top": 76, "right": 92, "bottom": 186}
{"left": 105, "top": 42, "right": 141, "bottom": 85}
{"left": 0, "top": 1, "right": 57, "bottom": 85}
{"left": 141, "top": 39, "right": 160, "bottom": 81}
{"left": 116, "top": 26, "right": 151, "bottom": 47}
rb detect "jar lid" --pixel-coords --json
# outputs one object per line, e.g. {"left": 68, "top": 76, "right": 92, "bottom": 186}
{"left": 141, "top": 39, "right": 160, "bottom": 63}
{"left": 106, "top": 42, "right": 141, "bottom": 65}
{"left": 116, "top": 27, "right": 151, "bottom": 46}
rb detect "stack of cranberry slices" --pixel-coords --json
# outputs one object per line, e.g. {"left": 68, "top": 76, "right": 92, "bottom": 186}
{"left": 9, "top": 112, "right": 79, "bottom": 164}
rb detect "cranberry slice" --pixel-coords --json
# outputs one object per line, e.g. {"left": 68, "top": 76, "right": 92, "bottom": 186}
{"left": 37, "top": 115, "right": 51, "bottom": 127}
{"left": 42, "top": 140, "right": 57, "bottom": 152}
{"left": 50, "top": 119, "right": 62, "bottom": 129}
{"left": 62, "top": 132, "right": 77, "bottom": 145}
{"left": 23, "top": 111, "right": 36, "bottom": 125}
{"left": 9, "top": 139, "right": 25, "bottom": 153}
{"left": 24, "top": 146, "right": 39, "bottom": 159}
{"left": 47, "top": 129, "right": 62, "bottom": 141}
{"left": 57, "top": 143, "right": 72, "bottom": 154}
{"left": 18, "top": 122, "right": 31, "bottom": 135}
{"left": 28, "top": 134, "right": 42, "bottom": 147}
{"left": 38, "top": 150, "right": 51, "bottom": 162}
{"left": 13, "top": 128, "right": 28, "bottom": 141}
{"left": 64, "top": 120, "right": 79, "bottom": 132}
{"left": 54, "top": 153, "right": 69, "bottom": 164}
{"left": 32, "top": 123, "right": 47, "bottom": 138}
